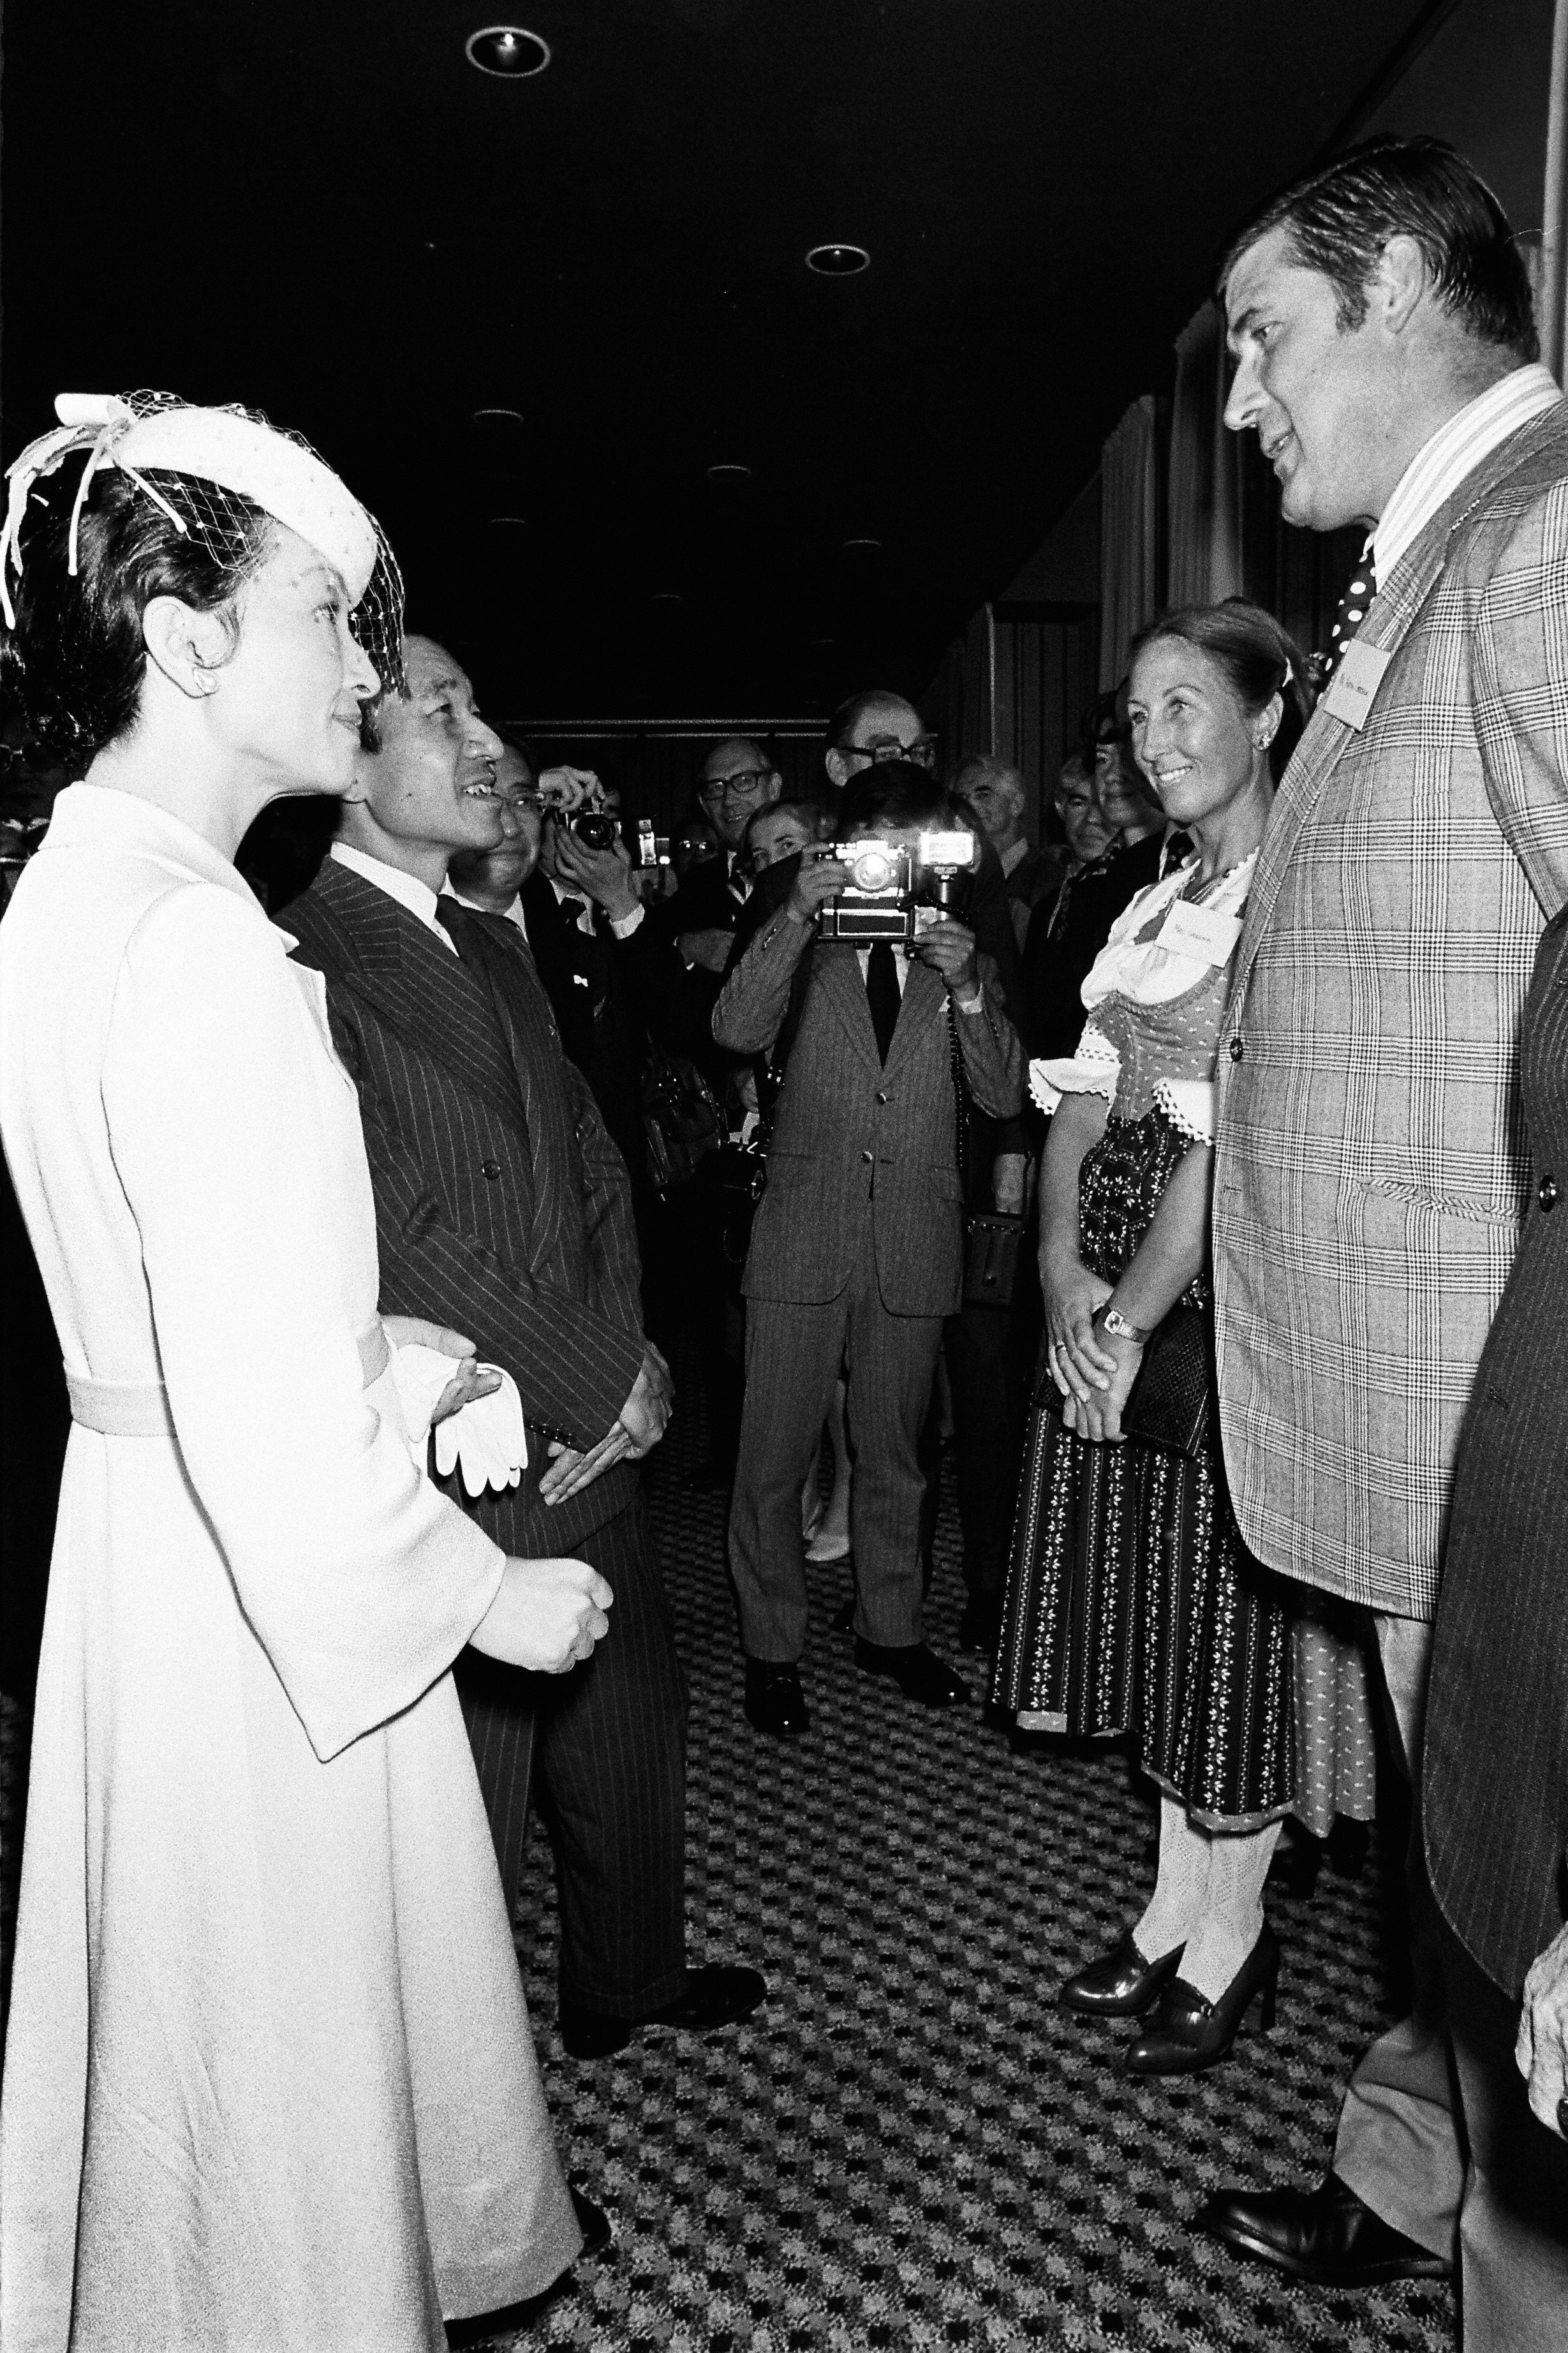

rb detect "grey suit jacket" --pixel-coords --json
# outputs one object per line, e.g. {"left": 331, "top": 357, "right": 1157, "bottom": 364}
{"left": 1213, "top": 400, "right": 1568, "bottom": 1619}
{"left": 713, "top": 912, "right": 1023, "bottom": 1316}
{"left": 283, "top": 857, "right": 647, "bottom": 1555}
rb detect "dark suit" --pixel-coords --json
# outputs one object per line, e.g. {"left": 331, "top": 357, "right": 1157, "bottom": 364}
{"left": 715, "top": 911, "right": 1023, "bottom": 1658}
{"left": 285, "top": 856, "right": 690, "bottom": 2017}
{"left": 1023, "top": 831, "right": 1162, "bottom": 1061}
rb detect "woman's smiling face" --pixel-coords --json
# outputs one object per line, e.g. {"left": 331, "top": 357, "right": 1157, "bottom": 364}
{"left": 1126, "top": 637, "right": 1269, "bottom": 829}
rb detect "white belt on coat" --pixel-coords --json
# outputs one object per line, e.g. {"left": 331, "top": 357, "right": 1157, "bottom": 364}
{"left": 65, "top": 1321, "right": 392, "bottom": 1437}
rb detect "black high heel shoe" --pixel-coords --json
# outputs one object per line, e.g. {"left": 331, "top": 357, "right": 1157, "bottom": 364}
{"left": 1124, "top": 1923, "right": 1279, "bottom": 2075}
{"left": 1060, "top": 1929, "right": 1185, "bottom": 2018}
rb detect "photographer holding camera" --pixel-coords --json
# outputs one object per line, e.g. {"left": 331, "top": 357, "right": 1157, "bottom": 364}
{"left": 714, "top": 762, "right": 1023, "bottom": 1737}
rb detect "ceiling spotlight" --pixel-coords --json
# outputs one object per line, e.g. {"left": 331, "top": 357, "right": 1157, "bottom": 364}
{"left": 806, "top": 243, "right": 869, "bottom": 276}
{"left": 473, "top": 406, "right": 525, "bottom": 426}
{"left": 706, "top": 463, "right": 752, "bottom": 481}
{"left": 466, "top": 25, "right": 551, "bottom": 77}
{"left": 651, "top": 590, "right": 684, "bottom": 604}
{"left": 841, "top": 535, "right": 882, "bottom": 552}
{"left": 487, "top": 514, "right": 528, "bottom": 528}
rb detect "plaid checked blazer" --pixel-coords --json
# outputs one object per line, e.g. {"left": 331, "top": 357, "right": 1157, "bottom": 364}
{"left": 1213, "top": 399, "right": 1568, "bottom": 1621}
{"left": 283, "top": 857, "right": 647, "bottom": 1556}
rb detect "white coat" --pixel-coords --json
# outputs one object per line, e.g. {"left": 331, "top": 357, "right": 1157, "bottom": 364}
{"left": 0, "top": 784, "right": 581, "bottom": 2352}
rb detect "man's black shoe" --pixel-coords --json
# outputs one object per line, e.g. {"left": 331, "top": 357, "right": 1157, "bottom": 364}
{"left": 1197, "top": 2171, "right": 1453, "bottom": 2286}
{"left": 854, "top": 1638, "right": 970, "bottom": 1706}
{"left": 644, "top": 1962, "right": 767, "bottom": 2035}
{"left": 831, "top": 1597, "right": 856, "bottom": 1633}
{"left": 681, "top": 1457, "right": 734, "bottom": 1494}
{"left": 560, "top": 1963, "right": 768, "bottom": 2060}
{"left": 744, "top": 1660, "right": 810, "bottom": 1738}
{"left": 444, "top": 2183, "right": 613, "bottom": 2343}
{"left": 958, "top": 1594, "right": 1003, "bottom": 1653}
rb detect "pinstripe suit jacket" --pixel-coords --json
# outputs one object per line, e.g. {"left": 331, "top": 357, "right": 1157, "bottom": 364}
{"left": 713, "top": 917, "right": 1023, "bottom": 1316}
{"left": 283, "top": 857, "right": 647, "bottom": 1555}
{"left": 1213, "top": 400, "right": 1568, "bottom": 1619}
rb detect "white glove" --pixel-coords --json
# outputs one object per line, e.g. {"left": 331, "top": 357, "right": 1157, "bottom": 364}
{"left": 434, "top": 1371, "right": 527, "bottom": 1499}
{"left": 390, "top": 1342, "right": 527, "bottom": 1496}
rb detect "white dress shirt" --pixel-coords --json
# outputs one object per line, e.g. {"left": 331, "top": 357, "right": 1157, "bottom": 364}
{"left": 331, "top": 842, "right": 455, "bottom": 953}
{"left": 1372, "top": 360, "right": 1562, "bottom": 583}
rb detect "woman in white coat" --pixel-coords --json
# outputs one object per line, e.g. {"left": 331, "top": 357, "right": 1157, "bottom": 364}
{"left": 0, "top": 393, "right": 613, "bottom": 2353}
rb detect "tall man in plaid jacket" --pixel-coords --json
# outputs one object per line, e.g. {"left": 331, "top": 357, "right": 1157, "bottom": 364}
{"left": 1193, "top": 140, "right": 1568, "bottom": 2334}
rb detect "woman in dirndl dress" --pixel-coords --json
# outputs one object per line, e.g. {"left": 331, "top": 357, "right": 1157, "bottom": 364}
{"left": 992, "top": 599, "right": 1373, "bottom": 2073}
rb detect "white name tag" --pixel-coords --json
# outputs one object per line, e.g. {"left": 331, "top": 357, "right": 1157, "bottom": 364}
{"left": 1158, "top": 897, "right": 1242, "bottom": 965}
{"left": 1321, "top": 638, "right": 1393, "bottom": 731}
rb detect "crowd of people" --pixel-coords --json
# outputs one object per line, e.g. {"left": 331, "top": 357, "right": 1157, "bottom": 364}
{"left": 1, "top": 130, "right": 1566, "bottom": 2352}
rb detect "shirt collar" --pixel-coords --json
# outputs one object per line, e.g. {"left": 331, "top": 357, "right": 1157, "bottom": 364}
{"left": 1372, "top": 362, "right": 1563, "bottom": 584}
{"left": 330, "top": 841, "right": 450, "bottom": 944}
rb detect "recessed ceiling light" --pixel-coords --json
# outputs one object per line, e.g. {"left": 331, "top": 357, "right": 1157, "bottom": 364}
{"left": 806, "top": 243, "right": 869, "bottom": 276}
{"left": 706, "top": 463, "right": 752, "bottom": 481}
{"left": 466, "top": 25, "right": 551, "bottom": 77}
{"left": 473, "top": 406, "right": 525, "bottom": 426}
{"left": 651, "top": 590, "right": 684, "bottom": 604}
{"left": 487, "top": 514, "right": 529, "bottom": 528}
{"left": 841, "top": 535, "right": 882, "bottom": 552}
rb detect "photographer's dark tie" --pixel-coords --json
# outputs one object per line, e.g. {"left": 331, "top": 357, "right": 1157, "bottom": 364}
{"left": 865, "top": 939, "right": 901, "bottom": 1064}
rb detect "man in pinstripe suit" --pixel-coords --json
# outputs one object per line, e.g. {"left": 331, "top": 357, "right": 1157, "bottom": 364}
{"left": 1192, "top": 141, "right": 1568, "bottom": 2332}
{"left": 285, "top": 635, "right": 766, "bottom": 2061}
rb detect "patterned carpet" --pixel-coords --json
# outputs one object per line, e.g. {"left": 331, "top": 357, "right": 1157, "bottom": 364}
{"left": 0, "top": 1388, "right": 1456, "bottom": 2352}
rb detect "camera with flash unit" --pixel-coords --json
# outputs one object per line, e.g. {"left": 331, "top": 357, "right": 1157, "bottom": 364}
{"left": 817, "top": 829, "right": 979, "bottom": 942}
{"left": 536, "top": 764, "right": 619, "bottom": 850}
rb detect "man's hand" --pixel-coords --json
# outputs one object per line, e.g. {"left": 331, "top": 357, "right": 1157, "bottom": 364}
{"left": 380, "top": 1316, "right": 502, "bottom": 1423}
{"left": 470, "top": 1554, "right": 613, "bottom": 1674}
{"left": 992, "top": 1152, "right": 1028, "bottom": 1217}
{"left": 678, "top": 925, "right": 734, "bottom": 974}
{"left": 1518, "top": 1919, "right": 1568, "bottom": 2135}
{"left": 537, "top": 1351, "right": 673, "bottom": 1504}
{"left": 910, "top": 914, "right": 979, "bottom": 998}
{"left": 551, "top": 826, "right": 640, "bottom": 924}
{"left": 785, "top": 853, "right": 850, "bottom": 925}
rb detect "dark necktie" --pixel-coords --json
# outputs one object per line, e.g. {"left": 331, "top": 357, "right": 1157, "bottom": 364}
{"left": 558, "top": 894, "right": 591, "bottom": 932}
{"left": 865, "top": 939, "right": 901, "bottom": 1064}
{"left": 1324, "top": 553, "right": 1377, "bottom": 672}
{"left": 433, "top": 893, "right": 485, "bottom": 969}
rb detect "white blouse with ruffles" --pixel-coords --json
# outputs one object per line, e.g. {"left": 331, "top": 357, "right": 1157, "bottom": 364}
{"left": 1028, "top": 850, "right": 1258, "bottom": 1147}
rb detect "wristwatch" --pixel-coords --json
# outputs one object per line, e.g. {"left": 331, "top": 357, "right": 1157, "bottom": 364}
{"left": 1096, "top": 1305, "right": 1153, "bottom": 1344}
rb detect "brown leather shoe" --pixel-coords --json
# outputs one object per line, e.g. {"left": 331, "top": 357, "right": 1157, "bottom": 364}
{"left": 1197, "top": 2171, "right": 1453, "bottom": 2285}
{"left": 1059, "top": 1929, "right": 1185, "bottom": 2018}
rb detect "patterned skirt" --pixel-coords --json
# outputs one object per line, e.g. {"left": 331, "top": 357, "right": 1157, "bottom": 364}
{"left": 991, "top": 1109, "right": 1296, "bottom": 1829}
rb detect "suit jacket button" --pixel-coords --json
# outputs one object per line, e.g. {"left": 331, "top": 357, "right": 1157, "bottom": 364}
{"left": 1541, "top": 1173, "right": 1559, "bottom": 1211}
{"left": 875, "top": 1090, "right": 889, "bottom": 1104}
{"left": 481, "top": 1158, "right": 502, "bottom": 1180}
{"left": 1228, "top": 1036, "right": 1244, "bottom": 1063}
{"left": 861, "top": 1148, "right": 874, "bottom": 1164}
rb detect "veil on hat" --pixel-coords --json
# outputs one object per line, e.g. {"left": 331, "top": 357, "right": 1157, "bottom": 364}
{"left": 1, "top": 390, "right": 407, "bottom": 695}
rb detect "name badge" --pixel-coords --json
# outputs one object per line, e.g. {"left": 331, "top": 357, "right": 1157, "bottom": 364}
{"left": 1158, "top": 897, "right": 1242, "bottom": 965}
{"left": 1321, "top": 638, "right": 1392, "bottom": 731}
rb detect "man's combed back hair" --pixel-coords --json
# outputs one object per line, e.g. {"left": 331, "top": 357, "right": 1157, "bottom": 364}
{"left": 1220, "top": 135, "right": 1538, "bottom": 361}
{"left": 835, "top": 761, "right": 952, "bottom": 839}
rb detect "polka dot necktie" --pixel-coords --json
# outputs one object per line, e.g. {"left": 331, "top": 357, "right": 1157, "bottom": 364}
{"left": 1325, "top": 552, "right": 1377, "bottom": 671}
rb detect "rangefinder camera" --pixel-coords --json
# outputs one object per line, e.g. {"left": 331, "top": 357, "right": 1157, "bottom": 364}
{"left": 817, "top": 829, "right": 979, "bottom": 943}
{"left": 536, "top": 764, "right": 618, "bottom": 849}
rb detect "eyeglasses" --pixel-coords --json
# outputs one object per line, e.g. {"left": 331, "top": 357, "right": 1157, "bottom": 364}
{"left": 833, "top": 734, "right": 939, "bottom": 771}
{"left": 699, "top": 769, "right": 774, "bottom": 805}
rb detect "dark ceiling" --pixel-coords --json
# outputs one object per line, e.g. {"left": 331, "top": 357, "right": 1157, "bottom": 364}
{"left": 5, "top": 0, "right": 1431, "bottom": 721}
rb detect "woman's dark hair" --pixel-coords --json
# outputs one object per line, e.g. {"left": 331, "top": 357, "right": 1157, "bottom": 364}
{"left": 1, "top": 454, "right": 273, "bottom": 766}
{"left": 1219, "top": 135, "right": 1537, "bottom": 362}
{"left": 1127, "top": 598, "right": 1313, "bottom": 782}
{"left": 834, "top": 760, "right": 952, "bottom": 839}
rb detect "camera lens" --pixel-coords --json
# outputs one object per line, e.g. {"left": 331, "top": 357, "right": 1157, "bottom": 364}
{"left": 572, "top": 813, "right": 618, "bottom": 850}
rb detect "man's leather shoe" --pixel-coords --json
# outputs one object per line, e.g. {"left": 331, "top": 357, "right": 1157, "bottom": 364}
{"left": 1197, "top": 2171, "right": 1453, "bottom": 2285}
{"left": 1126, "top": 1924, "right": 1278, "bottom": 2075}
{"left": 559, "top": 1964, "right": 767, "bottom": 2060}
{"left": 854, "top": 1639, "right": 970, "bottom": 1706}
{"left": 681, "top": 1457, "right": 734, "bottom": 1494}
{"left": 1060, "top": 1929, "right": 1184, "bottom": 2017}
{"left": 744, "top": 1660, "right": 810, "bottom": 1738}
{"left": 643, "top": 1962, "right": 767, "bottom": 2035}
{"left": 958, "top": 1594, "right": 1003, "bottom": 1653}
{"left": 570, "top": 2183, "right": 613, "bottom": 2261}
{"left": 831, "top": 1597, "right": 856, "bottom": 1633}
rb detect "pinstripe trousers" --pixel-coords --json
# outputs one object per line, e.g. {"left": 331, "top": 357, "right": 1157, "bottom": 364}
{"left": 455, "top": 1494, "right": 690, "bottom": 2018}
{"left": 730, "top": 1202, "right": 946, "bottom": 1659}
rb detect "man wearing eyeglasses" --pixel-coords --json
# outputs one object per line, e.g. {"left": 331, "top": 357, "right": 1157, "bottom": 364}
{"left": 656, "top": 739, "right": 783, "bottom": 982}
